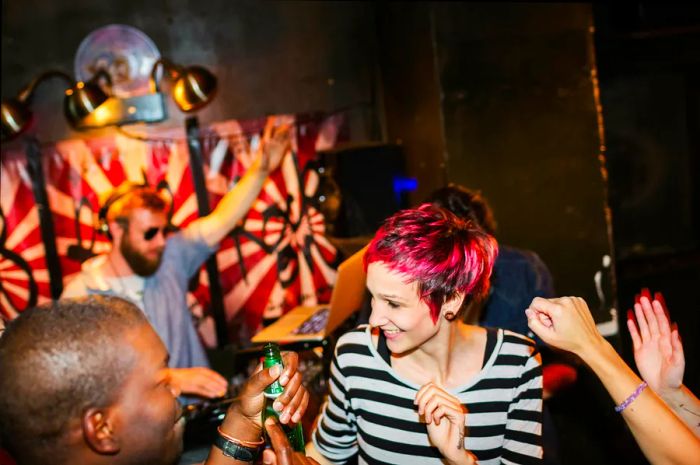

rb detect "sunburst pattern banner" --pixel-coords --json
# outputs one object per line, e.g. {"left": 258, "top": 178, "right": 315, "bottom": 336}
{"left": 0, "top": 113, "right": 345, "bottom": 345}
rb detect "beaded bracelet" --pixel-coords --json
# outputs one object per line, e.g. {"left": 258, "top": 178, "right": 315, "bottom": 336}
{"left": 615, "top": 381, "right": 648, "bottom": 413}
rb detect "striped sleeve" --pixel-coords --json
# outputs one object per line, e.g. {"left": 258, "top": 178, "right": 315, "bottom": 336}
{"left": 311, "top": 333, "right": 359, "bottom": 463}
{"left": 501, "top": 338, "right": 543, "bottom": 465}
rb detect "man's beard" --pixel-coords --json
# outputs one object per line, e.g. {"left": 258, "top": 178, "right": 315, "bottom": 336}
{"left": 120, "top": 237, "right": 163, "bottom": 277}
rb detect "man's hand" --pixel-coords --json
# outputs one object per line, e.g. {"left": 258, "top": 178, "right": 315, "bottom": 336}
{"left": 225, "top": 352, "right": 309, "bottom": 438}
{"left": 627, "top": 291, "right": 684, "bottom": 397}
{"left": 257, "top": 117, "right": 292, "bottom": 175}
{"left": 415, "top": 382, "right": 474, "bottom": 465}
{"left": 261, "top": 417, "right": 320, "bottom": 465}
{"left": 167, "top": 367, "right": 228, "bottom": 399}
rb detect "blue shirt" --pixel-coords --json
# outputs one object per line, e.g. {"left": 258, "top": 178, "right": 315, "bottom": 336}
{"left": 481, "top": 245, "right": 554, "bottom": 345}
{"left": 63, "top": 232, "right": 215, "bottom": 369}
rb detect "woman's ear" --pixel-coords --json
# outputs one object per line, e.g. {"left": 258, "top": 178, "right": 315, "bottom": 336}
{"left": 442, "top": 293, "right": 466, "bottom": 321}
{"left": 82, "top": 408, "right": 120, "bottom": 455}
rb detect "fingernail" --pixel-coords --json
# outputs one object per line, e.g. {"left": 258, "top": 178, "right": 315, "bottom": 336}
{"left": 292, "top": 412, "right": 301, "bottom": 423}
{"left": 274, "top": 400, "right": 283, "bottom": 412}
{"left": 280, "top": 374, "right": 289, "bottom": 385}
{"left": 270, "top": 364, "right": 281, "bottom": 378}
{"left": 280, "top": 412, "right": 290, "bottom": 423}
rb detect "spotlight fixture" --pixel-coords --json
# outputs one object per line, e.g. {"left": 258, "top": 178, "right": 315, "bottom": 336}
{"left": 150, "top": 59, "right": 218, "bottom": 112}
{"left": 1, "top": 70, "right": 109, "bottom": 141}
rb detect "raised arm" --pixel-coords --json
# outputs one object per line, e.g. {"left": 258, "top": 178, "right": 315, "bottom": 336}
{"left": 185, "top": 117, "right": 291, "bottom": 247}
{"left": 627, "top": 291, "right": 700, "bottom": 437}
{"left": 525, "top": 296, "right": 700, "bottom": 465}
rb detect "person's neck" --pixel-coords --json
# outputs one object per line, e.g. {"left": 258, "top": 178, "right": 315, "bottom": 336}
{"left": 408, "top": 321, "right": 471, "bottom": 386}
{"left": 106, "top": 248, "right": 134, "bottom": 278}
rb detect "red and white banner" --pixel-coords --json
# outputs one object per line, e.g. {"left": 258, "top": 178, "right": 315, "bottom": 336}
{"left": 0, "top": 113, "right": 345, "bottom": 345}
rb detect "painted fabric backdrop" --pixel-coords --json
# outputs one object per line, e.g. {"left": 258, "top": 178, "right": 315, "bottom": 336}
{"left": 0, "top": 113, "right": 345, "bottom": 345}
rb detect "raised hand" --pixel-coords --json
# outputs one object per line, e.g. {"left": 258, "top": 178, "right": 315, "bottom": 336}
{"left": 167, "top": 367, "right": 228, "bottom": 399}
{"left": 415, "top": 382, "right": 475, "bottom": 465}
{"left": 627, "top": 292, "right": 685, "bottom": 397}
{"left": 258, "top": 116, "right": 292, "bottom": 174}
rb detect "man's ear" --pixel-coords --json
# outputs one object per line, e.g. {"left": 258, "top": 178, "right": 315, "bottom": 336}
{"left": 108, "top": 220, "right": 126, "bottom": 242}
{"left": 82, "top": 408, "right": 120, "bottom": 455}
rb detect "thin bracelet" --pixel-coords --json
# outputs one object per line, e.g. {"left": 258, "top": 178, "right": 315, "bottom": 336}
{"left": 217, "top": 426, "right": 265, "bottom": 447}
{"left": 615, "top": 381, "right": 648, "bottom": 413}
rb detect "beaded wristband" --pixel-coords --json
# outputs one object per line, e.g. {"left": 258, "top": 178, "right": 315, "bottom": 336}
{"left": 614, "top": 381, "right": 648, "bottom": 413}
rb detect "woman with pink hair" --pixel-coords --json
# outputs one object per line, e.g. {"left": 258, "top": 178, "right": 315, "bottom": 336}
{"left": 308, "top": 204, "right": 543, "bottom": 465}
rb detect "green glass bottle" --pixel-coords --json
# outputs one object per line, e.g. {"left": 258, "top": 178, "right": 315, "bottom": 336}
{"left": 261, "top": 342, "right": 305, "bottom": 452}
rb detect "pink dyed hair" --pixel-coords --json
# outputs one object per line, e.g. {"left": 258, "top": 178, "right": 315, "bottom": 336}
{"left": 364, "top": 203, "right": 498, "bottom": 323}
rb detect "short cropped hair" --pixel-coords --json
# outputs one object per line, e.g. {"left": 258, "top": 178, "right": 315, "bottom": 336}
{"left": 426, "top": 184, "right": 497, "bottom": 236}
{"left": 0, "top": 296, "right": 148, "bottom": 463}
{"left": 104, "top": 183, "right": 168, "bottom": 224}
{"left": 364, "top": 204, "right": 498, "bottom": 322}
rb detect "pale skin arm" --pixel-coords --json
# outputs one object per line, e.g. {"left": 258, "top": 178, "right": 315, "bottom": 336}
{"left": 627, "top": 293, "right": 700, "bottom": 436}
{"left": 526, "top": 297, "right": 700, "bottom": 465}
{"left": 185, "top": 117, "right": 291, "bottom": 248}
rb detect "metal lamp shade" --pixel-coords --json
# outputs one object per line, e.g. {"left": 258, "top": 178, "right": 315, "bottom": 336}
{"left": 1, "top": 98, "right": 32, "bottom": 141}
{"left": 64, "top": 81, "right": 109, "bottom": 127}
{"left": 172, "top": 66, "right": 217, "bottom": 112}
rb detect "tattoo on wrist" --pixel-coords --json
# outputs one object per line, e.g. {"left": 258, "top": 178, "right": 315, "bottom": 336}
{"left": 679, "top": 403, "right": 700, "bottom": 418}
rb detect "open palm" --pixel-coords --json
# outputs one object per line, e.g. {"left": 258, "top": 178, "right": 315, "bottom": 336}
{"left": 627, "top": 294, "right": 684, "bottom": 395}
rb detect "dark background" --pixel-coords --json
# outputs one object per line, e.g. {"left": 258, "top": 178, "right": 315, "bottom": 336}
{"left": 3, "top": 3, "right": 698, "bottom": 464}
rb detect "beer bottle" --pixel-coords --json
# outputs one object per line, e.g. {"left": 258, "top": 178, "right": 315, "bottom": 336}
{"left": 261, "top": 342, "right": 305, "bottom": 451}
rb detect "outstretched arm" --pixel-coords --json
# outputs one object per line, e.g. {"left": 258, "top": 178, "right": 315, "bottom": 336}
{"left": 526, "top": 296, "right": 700, "bottom": 465}
{"left": 627, "top": 291, "right": 700, "bottom": 437}
{"left": 185, "top": 117, "right": 292, "bottom": 247}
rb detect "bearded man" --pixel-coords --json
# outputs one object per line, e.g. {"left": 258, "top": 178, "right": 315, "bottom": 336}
{"left": 62, "top": 118, "right": 290, "bottom": 399}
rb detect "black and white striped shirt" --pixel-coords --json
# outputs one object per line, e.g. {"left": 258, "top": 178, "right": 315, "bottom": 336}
{"left": 312, "top": 326, "right": 543, "bottom": 464}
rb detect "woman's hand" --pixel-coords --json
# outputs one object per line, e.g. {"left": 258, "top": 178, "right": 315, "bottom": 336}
{"left": 415, "top": 382, "right": 475, "bottom": 465}
{"left": 627, "top": 292, "right": 685, "bottom": 398}
{"left": 525, "top": 296, "right": 605, "bottom": 359}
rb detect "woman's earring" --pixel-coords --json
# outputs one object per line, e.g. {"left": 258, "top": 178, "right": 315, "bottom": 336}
{"left": 444, "top": 311, "right": 456, "bottom": 321}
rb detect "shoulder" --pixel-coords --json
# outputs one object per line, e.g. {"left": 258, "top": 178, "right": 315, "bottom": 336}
{"left": 335, "top": 325, "right": 373, "bottom": 355}
{"left": 499, "top": 329, "right": 539, "bottom": 358}
{"left": 61, "top": 256, "right": 108, "bottom": 298}
{"left": 497, "top": 245, "right": 542, "bottom": 266}
{"left": 61, "top": 273, "right": 89, "bottom": 298}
